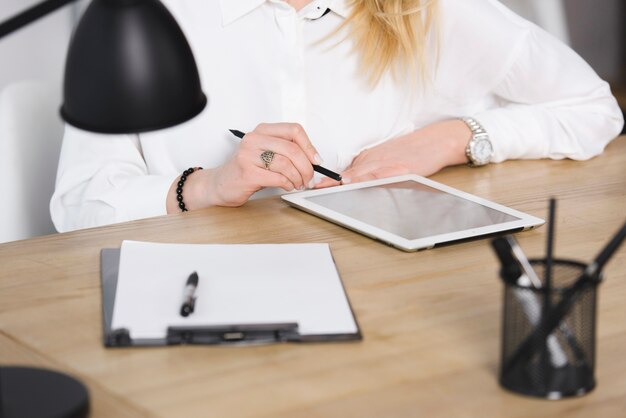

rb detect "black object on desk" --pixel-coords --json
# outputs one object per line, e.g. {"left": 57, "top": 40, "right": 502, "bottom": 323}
{"left": 502, "top": 221, "right": 626, "bottom": 373}
{"left": 499, "top": 258, "right": 598, "bottom": 399}
{"left": 493, "top": 215, "right": 626, "bottom": 399}
{"left": 0, "top": 366, "right": 89, "bottom": 418}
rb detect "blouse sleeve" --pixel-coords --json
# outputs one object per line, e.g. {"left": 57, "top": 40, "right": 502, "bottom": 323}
{"left": 438, "top": 0, "right": 624, "bottom": 163}
{"left": 50, "top": 125, "right": 177, "bottom": 232}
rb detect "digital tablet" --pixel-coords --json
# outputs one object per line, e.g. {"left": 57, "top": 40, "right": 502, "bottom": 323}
{"left": 281, "top": 174, "right": 544, "bottom": 252}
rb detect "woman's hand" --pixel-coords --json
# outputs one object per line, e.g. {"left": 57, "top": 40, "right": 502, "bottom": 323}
{"left": 315, "top": 119, "right": 472, "bottom": 188}
{"left": 167, "top": 122, "right": 321, "bottom": 212}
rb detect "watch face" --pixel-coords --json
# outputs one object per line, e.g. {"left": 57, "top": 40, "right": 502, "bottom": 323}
{"left": 471, "top": 138, "right": 493, "bottom": 165}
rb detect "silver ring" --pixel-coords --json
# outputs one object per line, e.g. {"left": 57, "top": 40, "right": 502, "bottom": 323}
{"left": 260, "top": 150, "right": 275, "bottom": 170}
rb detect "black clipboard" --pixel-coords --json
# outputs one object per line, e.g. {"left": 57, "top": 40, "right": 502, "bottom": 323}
{"left": 100, "top": 248, "right": 362, "bottom": 347}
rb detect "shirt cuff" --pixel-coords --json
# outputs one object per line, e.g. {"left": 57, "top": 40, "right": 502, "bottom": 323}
{"left": 473, "top": 105, "right": 550, "bottom": 163}
{"left": 99, "top": 173, "right": 179, "bottom": 224}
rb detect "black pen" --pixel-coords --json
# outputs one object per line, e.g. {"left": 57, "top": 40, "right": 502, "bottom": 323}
{"left": 229, "top": 129, "right": 342, "bottom": 182}
{"left": 541, "top": 199, "right": 556, "bottom": 378}
{"left": 180, "top": 271, "right": 199, "bottom": 317}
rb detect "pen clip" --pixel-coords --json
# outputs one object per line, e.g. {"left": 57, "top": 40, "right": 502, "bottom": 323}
{"left": 166, "top": 323, "right": 300, "bottom": 345}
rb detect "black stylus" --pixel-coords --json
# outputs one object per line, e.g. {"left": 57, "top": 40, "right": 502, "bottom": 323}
{"left": 229, "top": 129, "right": 342, "bottom": 182}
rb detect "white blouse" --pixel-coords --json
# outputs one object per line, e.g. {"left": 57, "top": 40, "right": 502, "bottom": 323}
{"left": 50, "top": 0, "right": 624, "bottom": 232}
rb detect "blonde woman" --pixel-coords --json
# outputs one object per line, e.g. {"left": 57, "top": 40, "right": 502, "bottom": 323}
{"left": 51, "top": 0, "right": 623, "bottom": 231}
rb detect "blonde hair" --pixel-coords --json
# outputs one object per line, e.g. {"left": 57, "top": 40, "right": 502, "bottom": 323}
{"left": 343, "top": 0, "right": 438, "bottom": 86}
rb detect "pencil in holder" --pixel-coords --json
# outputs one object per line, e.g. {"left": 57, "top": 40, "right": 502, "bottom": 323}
{"left": 499, "top": 258, "right": 600, "bottom": 399}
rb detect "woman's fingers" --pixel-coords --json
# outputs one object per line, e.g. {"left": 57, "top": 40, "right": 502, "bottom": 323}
{"left": 243, "top": 131, "right": 315, "bottom": 189}
{"left": 214, "top": 122, "right": 328, "bottom": 206}
{"left": 313, "top": 177, "right": 341, "bottom": 189}
{"left": 262, "top": 153, "right": 306, "bottom": 190}
{"left": 253, "top": 122, "right": 322, "bottom": 165}
{"left": 209, "top": 123, "right": 325, "bottom": 207}
{"left": 340, "top": 161, "right": 409, "bottom": 184}
{"left": 314, "top": 164, "right": 407, "bottom": 189}
{"left": 228, "top": 149, "right": 300, "bottom": 191}
{"left": 256, "top": 167, "right": 298, "bottom": 192}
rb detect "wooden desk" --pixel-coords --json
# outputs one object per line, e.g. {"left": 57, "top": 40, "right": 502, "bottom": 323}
{"left": 1, "top": 137, "right": 625, "bottom": 418}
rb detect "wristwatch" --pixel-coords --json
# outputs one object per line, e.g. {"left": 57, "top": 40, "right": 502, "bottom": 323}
{"left": 462, "top": 117, "right": 493, "bottom": 167}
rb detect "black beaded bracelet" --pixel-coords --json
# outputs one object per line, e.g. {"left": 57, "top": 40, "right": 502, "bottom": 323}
{"left": 176, "top": 167, "right": 202, "bottom": 212}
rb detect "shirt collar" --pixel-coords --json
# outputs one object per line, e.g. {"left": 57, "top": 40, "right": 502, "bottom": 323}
{"left": 220, "top": 0, "right": 351, "bottom": 26}
{"left": 220, "top": 0, "right": 266, "bottom": 26}
{"left": 297, "top": 0, "right": 351, "bottom": 19}
{"left": 330, "top": 0, "right": 350, "bottom": 19}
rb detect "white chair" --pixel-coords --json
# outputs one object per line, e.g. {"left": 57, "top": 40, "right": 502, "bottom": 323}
{"left": 0, "top": 81, "right": 64, "bottom": 243}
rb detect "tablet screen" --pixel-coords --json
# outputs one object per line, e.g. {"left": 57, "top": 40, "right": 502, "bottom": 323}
{"left": 304, "top": 180, "right": 520, "bottom": 240}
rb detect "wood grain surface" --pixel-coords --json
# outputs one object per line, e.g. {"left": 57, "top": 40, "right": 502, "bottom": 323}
{"left": 1, "top": 137, "right": 625, "bottom": 418}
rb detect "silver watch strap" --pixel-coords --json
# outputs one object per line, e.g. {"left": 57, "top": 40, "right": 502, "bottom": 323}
{"left": 462, "top": 117, "right": 488, "bottom": 138}
{"left": 462, "top": 117, "right": 492, "bottom": 166}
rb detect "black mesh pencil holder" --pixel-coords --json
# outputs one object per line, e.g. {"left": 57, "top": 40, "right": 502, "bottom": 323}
{"left": 499, "top": 258, "right": 600, "bottom": 399}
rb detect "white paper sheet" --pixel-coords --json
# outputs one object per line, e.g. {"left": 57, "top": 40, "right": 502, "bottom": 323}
{"left": 111, "top": 241, "right": 358, "bottom": 339}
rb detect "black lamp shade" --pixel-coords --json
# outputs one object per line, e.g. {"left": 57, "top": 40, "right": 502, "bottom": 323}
{"left": 61, "top": 0, "right": 207, "bottom": 133}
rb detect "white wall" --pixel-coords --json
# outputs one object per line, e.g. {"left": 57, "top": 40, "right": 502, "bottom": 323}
{"left": 499, "top": 0, "right": 624, "bottom": 84}
{"left": 0, "top": 0, "right": 84, "bottom": 91}
{"left": 499, "top": 0, "right": 570, "bottom": 44}
{"left": 0, "top": 0, "right": 85, "bottom": 242}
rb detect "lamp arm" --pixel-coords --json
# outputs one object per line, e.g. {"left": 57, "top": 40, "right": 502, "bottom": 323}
{"left": 0, "top": 0, "right": 77, "bottom": 39}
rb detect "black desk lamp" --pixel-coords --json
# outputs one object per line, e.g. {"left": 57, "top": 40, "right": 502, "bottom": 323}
{"left": 0, "top": 1, "right": 206, "bottom": 416}
{"left": 0, "top": 0, "right": 207, "bottom": 133}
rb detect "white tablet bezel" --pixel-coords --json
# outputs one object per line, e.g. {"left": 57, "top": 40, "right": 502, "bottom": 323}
{"left": 281, "top": 174, "right": 544, "bottom": 252}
